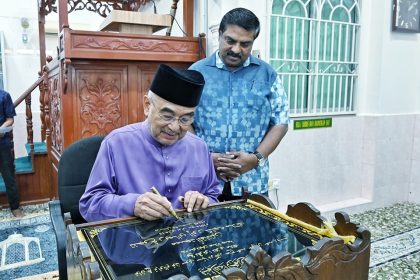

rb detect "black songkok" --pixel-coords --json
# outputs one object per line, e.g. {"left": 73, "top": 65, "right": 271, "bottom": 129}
{"left": 150, "top": 64, "right": 205, "bottom": 107}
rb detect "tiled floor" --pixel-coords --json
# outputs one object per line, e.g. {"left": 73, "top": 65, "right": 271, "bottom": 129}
{"left": 1, "top": 202, "right": 419, "bottom": 279}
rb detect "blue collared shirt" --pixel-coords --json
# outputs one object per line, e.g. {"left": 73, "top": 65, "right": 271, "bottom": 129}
{"left": 190, "top": 52, "right": 289, "bottom": 195}
{"left": 0, "top": 89, "right": 16, "bottom": 149}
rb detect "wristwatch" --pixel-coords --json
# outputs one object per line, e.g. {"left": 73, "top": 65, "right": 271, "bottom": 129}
{"left": 252, "top": 151, "right": 267, "bottom": 167}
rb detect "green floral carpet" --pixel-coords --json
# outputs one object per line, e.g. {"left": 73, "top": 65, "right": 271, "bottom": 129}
{"left": 351, "top": 203, "right": 420, "bottom": 280}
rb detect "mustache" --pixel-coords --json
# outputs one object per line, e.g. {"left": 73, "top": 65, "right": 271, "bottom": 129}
{"left": 162, "top": 127, "right": 178, "bottom": 136}
{"left": 227, "top": 51, "right": 241, "bottom": 58}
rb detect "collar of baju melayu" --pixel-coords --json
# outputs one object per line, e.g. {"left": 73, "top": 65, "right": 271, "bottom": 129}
{"left": 141, "top": 121, "right": 184, "bottom": 149}
{"left": 141, "top": 121, "right": 166, "bottom": 148}
{"left": 215, "top": 50, "right": 251, "bottom": 69}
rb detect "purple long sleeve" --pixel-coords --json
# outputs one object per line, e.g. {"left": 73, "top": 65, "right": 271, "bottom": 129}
{"left": 80, "top": 122, "right": 221, "bottom": 222}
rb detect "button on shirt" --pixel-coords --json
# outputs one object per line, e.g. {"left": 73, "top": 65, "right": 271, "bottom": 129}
{"left": 190, "top": 52, "right": 289, "bottom": 195}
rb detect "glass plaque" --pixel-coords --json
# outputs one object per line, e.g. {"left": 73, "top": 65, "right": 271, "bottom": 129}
{"left": 81, "top": 202, "right": 320, "bottom": 279}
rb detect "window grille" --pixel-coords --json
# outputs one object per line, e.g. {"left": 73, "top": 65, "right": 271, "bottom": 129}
{"left": 0, "top": 31, "right": 6, "bottom": 91}
{"left": 269, "top": 0, "right": 360, "bottom": 116}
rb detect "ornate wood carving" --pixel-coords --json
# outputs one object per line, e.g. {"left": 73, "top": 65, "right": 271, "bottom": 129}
{"left": 68, "top": 0, "right": 151, "bottom": 17}
{"left": 39, "top": 0, "right": 57, "bottom": 15}
{"left": 68, "top": 0, "right": 117, "bottom": 17}
{"left": 73, "top": 36, "right": 197, "bottom": 53}
{"left": 25, "top": 94, "right": 34, "bottom": 152}
{"left": 39, "top": 57, "right": 53, "bottom": 142}
{"left": 38, "top": 0, "right": 151, "bottom": 17}
{"left": 63, "top": 30, "right": 205, "bottom": 62}
{"left": 62, "top": 59, "right": 71, "bottom": 93}
{"left": 50, "top": 76, "right": 63, "bottom": 153}
{"left": 219, "top": 245, "right": 309, "bottom": 280}
{"left": 79, "top": 76, "right": 122, "bottom": 137}
{"left": 44, "top": 76, "right": 51, "bottom": 145}
{"left": 333, "top": 212, "right": 358, "bottom": 237}
{"left": 39, "top": 70, "right": 46, "bottom": 143}
{"left": 304, "top": 238, "right": 357, "bottom": 270}
{"left": 286, "top": 202, "right": 326, "bottom": 228}
{"left": 243, "top": 193, "right": 275, "bottom": 209}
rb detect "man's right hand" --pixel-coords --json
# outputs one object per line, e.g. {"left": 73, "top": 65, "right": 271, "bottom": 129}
{"left": 211, "top": 152, "right": 242, "bottom": 181}
{"left": 134, "top": 192, "right": 174, "bottom": 221}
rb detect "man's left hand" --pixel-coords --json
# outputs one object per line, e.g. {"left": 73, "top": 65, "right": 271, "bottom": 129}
{"left": 217, "top": 151, "right": 258, "bottom": 181}
{"left": 181, "top": 191, "right": 210, "bottom": 212}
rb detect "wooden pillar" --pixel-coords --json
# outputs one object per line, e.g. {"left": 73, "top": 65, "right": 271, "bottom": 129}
{"left": 38, "top": 1, "right": 47, "bottom": 142}
{"left": 58, "top": 0, "right": 69, "bottom": 31}
{"left": 38, "top": 2, "right": 46, "bottom": 73}
{"left": 183, "top": 0, "right": 194, "bottom": 37}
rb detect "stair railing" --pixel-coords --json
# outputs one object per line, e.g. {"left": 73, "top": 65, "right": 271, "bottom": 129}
{"left": 12, "top": 74, "right": 45, "bottom": 157}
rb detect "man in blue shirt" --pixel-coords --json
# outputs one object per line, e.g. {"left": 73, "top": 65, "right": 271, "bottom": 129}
{"left": 190, "top": 8, "right": 289, "bottom": 200}
{"left": 0, "top": 89, "right": 24, "bottom": 217}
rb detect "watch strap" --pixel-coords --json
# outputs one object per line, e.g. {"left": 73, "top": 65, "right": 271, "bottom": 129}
{"left": 252, "top": 151, "right": 265, "bottom": 167}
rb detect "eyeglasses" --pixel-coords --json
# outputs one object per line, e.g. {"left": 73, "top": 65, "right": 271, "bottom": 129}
{"left": 150, "top": 99, "right": 194, "bottom": 126}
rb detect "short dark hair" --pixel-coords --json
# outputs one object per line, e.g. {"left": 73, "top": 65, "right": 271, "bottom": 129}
{"left": 218, "top": 8, "right": 260, "bottom": 39}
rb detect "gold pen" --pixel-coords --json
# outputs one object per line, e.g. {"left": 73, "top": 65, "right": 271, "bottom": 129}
{"left": 151, "top": 186, "right": 179, "bottom": 219}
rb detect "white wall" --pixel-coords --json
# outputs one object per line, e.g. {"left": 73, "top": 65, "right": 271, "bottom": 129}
{"left": 358, "top": 0, "right": 420, "bottom": 114}
{"left": 0, "top": 0, "right": 43, "bottom": 157}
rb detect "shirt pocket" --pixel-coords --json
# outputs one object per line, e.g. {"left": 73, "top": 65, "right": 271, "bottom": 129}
{"left": 246, "top": 81, "right": 271, "bottom": 110}
{"left": 181, "top": 176, "right": 203, "bottom": 192}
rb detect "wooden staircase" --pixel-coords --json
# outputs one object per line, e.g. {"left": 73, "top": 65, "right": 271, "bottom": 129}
{"left": 0, "top": 75, "right": 55, "bottom": 209}
{"left": 0, "top": 143, "right": 53, "bottom": 208}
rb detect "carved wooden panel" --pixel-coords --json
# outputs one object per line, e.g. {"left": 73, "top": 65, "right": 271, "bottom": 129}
{"left": 74, "top": 65, "right": 128, "bottom": 138}
{"left": 136, "top": 63, "right": 164, "bottom": 122}
{"left": 66, "top": 30, "right": 204, "bottom": 62}
{"left": 73, "top": 36, "right": 196, "bottom": 53}
{"left": 50, "top": 76, "right": 63, "bottom": 154}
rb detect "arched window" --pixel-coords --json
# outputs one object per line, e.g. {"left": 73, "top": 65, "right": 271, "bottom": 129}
{"left": 270, "top": 0, "right": 360, "bottom": 116}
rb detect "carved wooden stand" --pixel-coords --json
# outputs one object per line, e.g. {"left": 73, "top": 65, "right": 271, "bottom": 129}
{"left": 165, "top": 197, "right": 370, "bottom": 280}
{"left": 213, "top": 203, "right": 371, "bottom": 280}
{"left": 219, "top": 202, "right": 371, "bottom": 280}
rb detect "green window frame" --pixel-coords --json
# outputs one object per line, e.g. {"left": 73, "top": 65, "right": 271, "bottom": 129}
{"left": 270, "top": 0, "right": 360, "bottom": 116}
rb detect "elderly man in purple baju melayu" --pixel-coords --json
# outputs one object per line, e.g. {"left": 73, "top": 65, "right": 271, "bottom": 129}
{"left": 80, "top": 64, "right": 221, "bottom": 222}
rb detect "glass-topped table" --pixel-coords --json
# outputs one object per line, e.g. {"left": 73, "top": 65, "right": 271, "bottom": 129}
{"left": 80, "top": 202, "right": 321, "bottom": 279}
{"left": 69, "top": 199, "right": 370, "bottom": 280}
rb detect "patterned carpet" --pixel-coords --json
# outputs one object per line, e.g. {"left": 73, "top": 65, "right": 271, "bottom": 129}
{"left": 0, "top": 202, "right": 418, "bottom": 279}
{"left": 0, "top": 203, "right": 59, "bottom": 279}
{"left": 350, "top": 203, "right": 420, "bottom": 280}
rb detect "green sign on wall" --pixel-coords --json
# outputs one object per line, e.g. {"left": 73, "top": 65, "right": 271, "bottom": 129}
{"left": 294, "top": 118, "right": 332, "bottom": 130}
